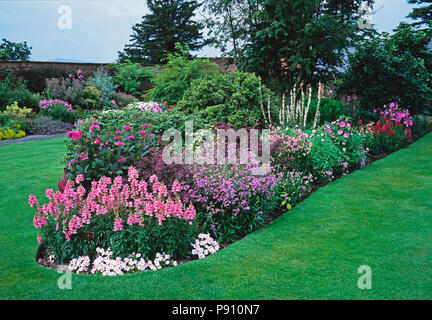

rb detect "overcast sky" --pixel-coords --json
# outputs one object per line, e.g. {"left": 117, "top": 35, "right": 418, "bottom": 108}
{"left": 0, "top": 0, "right": 419, "bottom": 63}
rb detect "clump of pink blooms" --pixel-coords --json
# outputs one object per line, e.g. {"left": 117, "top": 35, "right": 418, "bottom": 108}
{"left": 270, "top": 127, "right": 312, "bottom": 170}
{"left": 69, "top": 68, "right": 84, "bottom": 81}
{"left": 379, "top": 103, "right": 413, "bottom": 129}
{"left": 39, "top": 99, "right": 74, "bottom": 112}
{"left": 322, "top": 117, "right": 361, "bottom": 152}
{"left": 191, "top": 161, "right": 281, "bottom": 216}
{"left": 191, "top": 234, "right": 220, "bottom": 259}
{"left": 68, "top": 247, "right": 177, "bottom": 276}
{"left": 30, "top": 167, "right": 196, "bottom": 242}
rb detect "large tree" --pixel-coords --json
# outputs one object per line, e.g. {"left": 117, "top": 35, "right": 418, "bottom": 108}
{"left": 118, "top": 0, "right": 206, "bottom": 64}
{"left": 206, "top": 0, "right": 374, "bottom": 93}
{"left": 0, "top": 38, "right": 32, "bottom": 61}
{"left": 407, "top": 0, "right": 432, "bottom": 27}
{"left": 204, "top": 0, "right": 260, "bottom": 65}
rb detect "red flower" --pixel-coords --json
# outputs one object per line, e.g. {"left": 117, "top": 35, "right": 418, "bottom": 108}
{"left": 358, "top": 120, "right": 363, "bottom": 126}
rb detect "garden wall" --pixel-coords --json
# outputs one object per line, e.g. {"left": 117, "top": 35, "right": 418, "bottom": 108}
{"left": 0, "top": 59, "right": 236, "bottom": 93}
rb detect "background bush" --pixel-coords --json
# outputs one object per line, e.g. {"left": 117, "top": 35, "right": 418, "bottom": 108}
{"left": 176, "top": 71, "right": 273, "bottom": 128}
{"left": 338, "top": 26, "right": 432, "bottom": 115}
{"left": 111, "top": 61, "right": 152, "bottom": 96}
{"left": 146, "top": 49, "right": 221, "bottom": 105}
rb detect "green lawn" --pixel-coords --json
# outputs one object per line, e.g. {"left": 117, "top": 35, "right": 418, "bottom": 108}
{"left": 1, "top": 134, "right": 431, "bottom": 300}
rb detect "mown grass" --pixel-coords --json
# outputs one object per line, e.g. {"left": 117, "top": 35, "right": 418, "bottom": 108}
{"left": 0, "top": 134, "right": 431, "bottom": 299}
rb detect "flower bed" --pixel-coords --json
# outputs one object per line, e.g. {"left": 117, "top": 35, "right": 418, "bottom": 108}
{"left": 29, "top": 99, "right": 432, "bottom": 276}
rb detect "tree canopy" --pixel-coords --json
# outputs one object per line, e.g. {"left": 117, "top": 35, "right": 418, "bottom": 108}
{"left": 0, "top": 38, "right": 32, "bottom": 61}
{"left": 118, "top": 0, "right": 206, "bottom": 64}
{"left": 407, "top": 0, "right": 432, "bottom": 27}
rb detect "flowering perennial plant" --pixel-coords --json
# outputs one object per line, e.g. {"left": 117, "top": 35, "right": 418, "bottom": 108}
{"left": 39, "top": 99, "right": 73, "bottom": 113}
{"left": 30, "top": 167, "right": 197, "bottom": 261}
{"left": 68, "top": 248, "right": 177, "bottom": 276}
{"left": 65, "top": 118, "right": 156, "bottom": 183}
{"left": 126, "top": 101, "right": 167, "bottom": 113}
{"left": 270, "top": 126, "right": 313, "bottom": 171}
{"left": 372, "top": 103, "right": 413, "bottom": 139}
{"left": 191, "top": 161, "right": 281, "bottom": 242}
{"left": 278, "top": 171, "right": 315, "bottom": 209}
{"left": 321, "top": 116, "right": 367, "bottom": 168}
{"left": 191, "top": 234, "right": 220, "bottom": 259}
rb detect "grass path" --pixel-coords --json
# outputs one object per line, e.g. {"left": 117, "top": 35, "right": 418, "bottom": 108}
{"left": 0, "top": 134, "right": 431, "bottom": 299}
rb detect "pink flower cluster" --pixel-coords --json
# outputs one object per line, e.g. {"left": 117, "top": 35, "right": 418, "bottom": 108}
{"left": 30, "top": 167, "right": 196, "bottom": 242}
{"left": 69, "top": 69, "right": 84, "bottom": 81}
{"left": 39, "top": 99, "right": 74, "bottom": 112}
{"left": 380, "top": 103, "right": 413, "bottom": 128}
{"left": 270, "top": 127, "right": 313, "bottom": 170}
{"left": 322, "top": 117, "right": 360, "bottom": 152}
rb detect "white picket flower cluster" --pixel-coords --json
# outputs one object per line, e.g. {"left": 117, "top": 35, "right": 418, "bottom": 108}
{"left": 191, "top": 233, "right": 220, "bottom": 259}
{"left": 127, "top": 101, "right": 164, "bottom": 113}
{"left": 67, "top": 247, "right": 177, "bottom": 276}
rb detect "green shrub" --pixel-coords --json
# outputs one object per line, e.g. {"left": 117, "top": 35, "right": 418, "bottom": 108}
{"left": 176, "top": 72, "right": 273, "bottom": 128}
{"left": 25, "top": 116, "right": 73, "bottom": 135}
{"left": 87, "top": 67, "right": 117, "bottom": 107}
{"left": 337, "top": 26, "right": 432, "bottom": 115}
{"left": 306, "top": 132, "right": 343, "bottom": 183}
{"left": 98, "top": 102, "right": 208, "bottom": 136}
{"left": 306, "top": 98, "right": 346, "bottom": 126}
{"left": 111, "top": 61, "right": 152, "bottom": 96}
{"left": 0, "top": 70, "right": 40, "bottom": 111}
{"left": 411, "top": 114, "right": 432, "bottom": 140}
{"left": 146, "top": 50, "right": 221, "bottom": 105}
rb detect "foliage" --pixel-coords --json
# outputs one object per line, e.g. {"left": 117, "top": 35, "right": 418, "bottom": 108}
{"left": 407, "top": 0, "right": 432, "bottom": 26}
{"left": 306, "top": 130, "right": 344, "bottom": 183}
{"left": 87, "top": 67, "right": 118, "bottom": 106}
{"left": 111, "top": 61, "right": 152, "bottom": 96}
{"left": 277, "top": 171, "right": 315, "bottom": 209}
{"left": 203, "top": 0, "right": 259, "bottom": 64}
{"left": 338, "top": 26, "right": 432, "bottom": 115}
{"left": 99, "top": 101, "right": 208, "bottom": 136}
{"left": 0, "top": 38, "right": 32, "bottom": 61}
{"left": 238, "top": 0, "right": 374, "bottom": 93}
{"left": 0, "top": 118, "right": 26, "bottom": 141}
{"left": 0, "top": 70, "right": 41, "bottom": 111}
{"left": 307, "top": 98, "right": 346, "bottom": 126}
{"left": 30, "top": 168, "right": 197, "bottom": 262}
{"left": 118, "top": 0, "right": 206, "bottom": 63}
{"left": 146, "top": 49, "right": 222, "bottom": 105}
{"left": 1, "top": 102, "right": 35, "bottom": 121}
{"left": 411, "top": 114, "right": 432, "bottom": 140}
{"left": 176, "top": 71, "right": 272, "bottom": 128}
